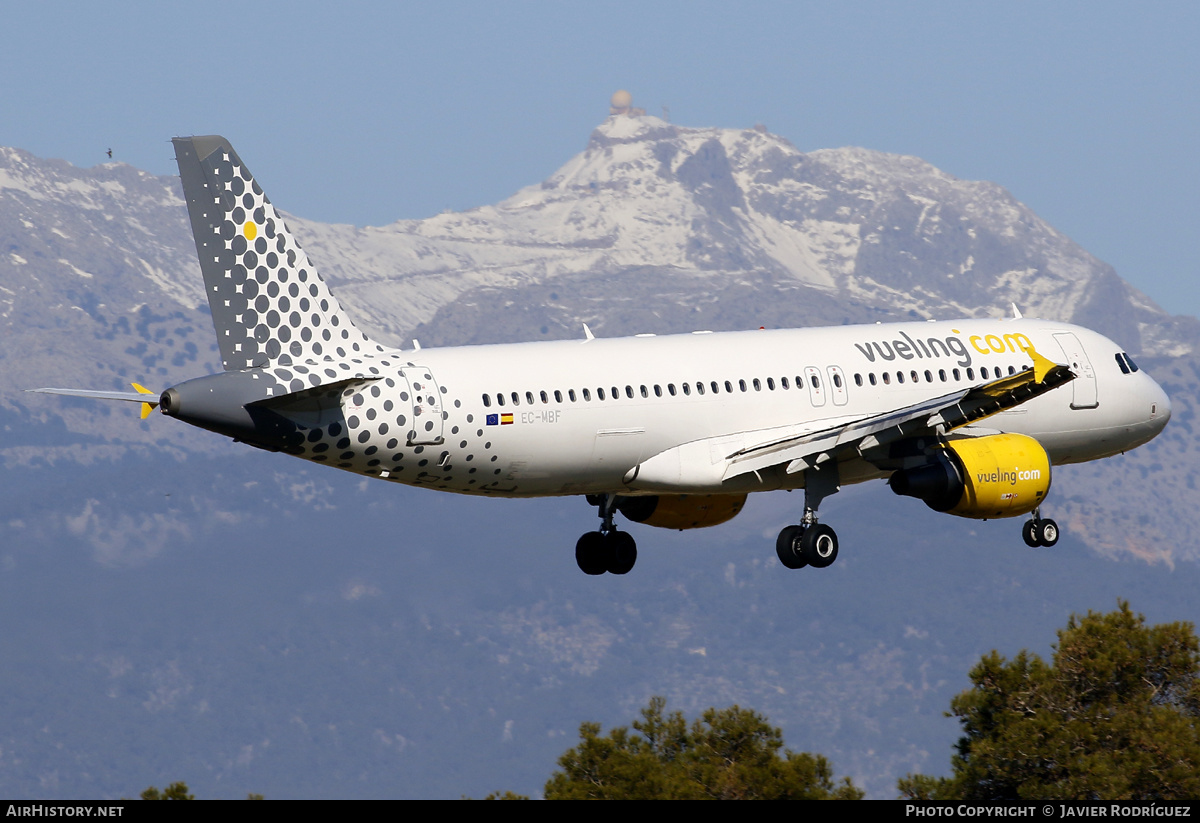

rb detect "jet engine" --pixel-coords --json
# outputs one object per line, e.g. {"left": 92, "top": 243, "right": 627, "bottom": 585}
{"left": 888, "top": 433, "right": 1051, "bottom": 519}
{"left": 617, "top": 494, "right": 747, "bottom": 530}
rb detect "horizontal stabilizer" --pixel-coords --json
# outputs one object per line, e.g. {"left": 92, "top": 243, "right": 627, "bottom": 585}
{"left": 28, "top": 386, "right": 157, "bottom": 404}
{"left": 27, "top": 383, "right": 160, "bottom": 418}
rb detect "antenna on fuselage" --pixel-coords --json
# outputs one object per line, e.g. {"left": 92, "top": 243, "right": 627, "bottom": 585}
{"left": 1011, "top": 303, "right": 1023, "bottom": 319}
{"left": 582, "top": 324, "right": 595, "bottom": 341}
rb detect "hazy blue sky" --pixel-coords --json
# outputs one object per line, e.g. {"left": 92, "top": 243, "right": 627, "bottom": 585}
{"left": 3, "top": 1, "right": 1196, "bottom": 317}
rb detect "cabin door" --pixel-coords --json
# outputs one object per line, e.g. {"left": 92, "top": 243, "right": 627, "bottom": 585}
{"left": 401, "top": 366, "right": 446, "bottom": 445}
{"left": 1052, "top": 333, "right": 1098, "bottom": 409}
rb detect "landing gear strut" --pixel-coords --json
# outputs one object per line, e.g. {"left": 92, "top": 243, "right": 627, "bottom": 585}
{"left": 576, "top": 494, "right": 638, "bottom": 575}
{"left": 776, "top": 463, "right": 841, "bottom": 570}
{"left": 1021, "top": 509, "right": 1059, "bottom": 547}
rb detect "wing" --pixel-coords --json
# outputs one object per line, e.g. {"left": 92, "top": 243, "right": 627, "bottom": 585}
{"left": 627, "top": 346, "right": 1074, "bottom": 490}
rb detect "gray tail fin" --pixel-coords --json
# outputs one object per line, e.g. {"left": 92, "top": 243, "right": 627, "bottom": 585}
{"left": 173, "top": 136, "right": 384, "bottom": 371}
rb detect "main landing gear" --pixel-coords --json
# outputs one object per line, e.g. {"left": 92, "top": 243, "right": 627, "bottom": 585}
{"left": 576, "top": 494, "right": 637, "bottom": 575}
{"left": 776, "top": 522, "right": 839, "bottom": 569}
{"left": 1022, "top": 509, "right": 1059, "bottom": 547}
{"left": 776, "top": 462, "right": 841, "bottom": 571}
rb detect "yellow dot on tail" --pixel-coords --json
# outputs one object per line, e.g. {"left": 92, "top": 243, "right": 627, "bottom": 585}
{"left": 243, "top": 221, "right": 257, "bottom": 241}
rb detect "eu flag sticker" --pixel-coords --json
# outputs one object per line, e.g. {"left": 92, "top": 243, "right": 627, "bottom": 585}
{"left": 486, "top": 413, "right": 499, "bottom": 426}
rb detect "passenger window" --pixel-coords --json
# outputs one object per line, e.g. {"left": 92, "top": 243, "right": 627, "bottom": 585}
{"left": 725, "top": 381, "right": 733, "bottom": 393}
{"left": 739, "top": 380, "right": 747, "bottom": 392}
{"left": 625, "top": 385, "right": 634, "bottom": 398}
{"left": 897, "top": 372, "right": 904, "bottom": 384}
{"left": 924, "top": 370, "right": 932, "bottom": 383}
{"left": 597, "top": 388, "right": 606, "bottom": 400}
{"left": 812, "top": 376, "right": 820, "bottom": 389}
{"left": 611, "top": 387, "right": 619, "bottom": 400}
{"left": 497, "top": 393, "right": 505, "bottom": 407}
{"left": 582, "top": 388, "right": 591, "bottom": 401}
{"left": 882, "top": 373, "right": 891, "bottom": 385}
{"left": 796, "top": 375, "right": 804, "bottom": 388}
{"left": 782, "top": 377, "right": 790, "bottom": 389}
{"left": 526, "top": 391, "right": 535, "bottom": 405}
{"left": 953, "top": 369, "right": 961, "bottom": 381}
{"left": 833, "top": 373, "right": 842, "bottom": 388}
{"left": 696, "top": 382, "right": 705, "bottom": 395}
{"left": 654, "top": 385, "right": 662, "bottom": 397}
{"left": 965, "top": 368, "right": 974, "bottom": 381}
{"left": 554, "top": 390, "right": 563, "bottom": 403}
{"left": 540, "top": 391, "right": 548, "bottom": 404}
{"left": 482, "top": 394, "right": 491, "bottom": 407}
{"left": 668, "top": 384, "right": 677, "bottom": 396}
{"left": 569, "top": 389, "right": 577, "bottom": 402}
{"left": 711, "top": 381, "right": 719, "bottom": 393}
{"left": 939, "top": 369, "right": 947, "bottom": 382}
{"left": 869, "top": 373, "right": 877, "bottom": 386}
{"left": 980, "top": 367, "right": 989, "bottom": 379}
{"left": 511, "top": 392, "right": 520, "bottom": 406}
{"left": 641, "top": 385, "right": 649, "bottom": 398}
{"left": 1008, "top": 366, "right": 1016, "bottom": 375}
{"left": 767, "top": 377, "right": 775, "bottom": 390}
{"left": 753, "top": 378, "right": 761, "bottom": 391}
{"left": 682, "top": 383, "right": 691, "bottom": 396}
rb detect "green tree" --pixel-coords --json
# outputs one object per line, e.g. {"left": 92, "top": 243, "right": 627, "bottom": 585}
{"left": 545, "top": 696, "right": 862, "bottom": 799}
{"left": 137, "top": 783, "right": 262, "bottom": 800}
{"left": 900, "top": 601, "right": 1200, "bottom": 801}
{"left": 140, "top": 782, "right": 194, "bottom": 800}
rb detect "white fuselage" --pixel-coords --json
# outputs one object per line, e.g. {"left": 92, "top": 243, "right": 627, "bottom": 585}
{"left": 307, "top": 317, "right": 1169, "bottom": 499}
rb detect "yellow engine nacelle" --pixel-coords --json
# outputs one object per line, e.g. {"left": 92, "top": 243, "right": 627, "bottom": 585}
{"left": 617, "top": 494, "right": 747, "bottom": 530}
{"left": 889, "top": 433, "right": 1051, "bottom": 519}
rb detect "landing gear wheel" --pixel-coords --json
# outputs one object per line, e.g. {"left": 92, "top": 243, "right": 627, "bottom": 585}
{"left": 575, "top": 531, "right": 608, "bottom": 575}
{"left": 1022, "top": 519, "right": 1041, "bottom": 547}
{"left": 606, "top": 530, "right": 637, "bottom": 575}
{"left": 801, "top": 523, "right": 839, "bottom": 568}
{"left": 776, "top": 525, "right": 807, "bottom": 569}
{"left": 1037, "top": 518, "right": 1059, "bottom": 547}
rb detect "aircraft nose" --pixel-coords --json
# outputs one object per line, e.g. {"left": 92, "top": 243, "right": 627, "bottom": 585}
{"left": 1152, "top": 381, "right": 1171, "bottom": 429}
{"left": 1148, "top": 376, "right": 1171, "bottom": 431}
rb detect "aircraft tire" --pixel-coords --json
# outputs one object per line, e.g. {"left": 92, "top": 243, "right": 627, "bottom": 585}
{"left": 575, "top": 531, "right": 609, "bottom": 575}
{"left": 802, "top": 524, "right": 838, "bottom": 568}
{"left": 607, "top": 531, "right": 637, "bottom": 575}
{"left": 775, "top": 525, "right": 807, "bottom": 569}
{"left": 1022, "top": 519, "right": 1041, "bottom": 547}
{"left": 1037, "top": 518, "right": 1059, "bottom": 547}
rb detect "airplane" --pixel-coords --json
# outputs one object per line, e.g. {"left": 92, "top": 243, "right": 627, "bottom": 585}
{"left": 31, "top": 136, "right": 1172, "bottom": 575}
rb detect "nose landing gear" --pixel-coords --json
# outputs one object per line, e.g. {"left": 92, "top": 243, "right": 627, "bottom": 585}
{"left": 576, "top": 494, "right": 638, "bottom": 575}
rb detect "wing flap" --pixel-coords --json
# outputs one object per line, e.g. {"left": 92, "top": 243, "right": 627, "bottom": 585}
{"left": 723, "top": 353, "right": 1074, "bottom": 482}
{"left": 629, "top": 355, "right": 1072, "bottom": 493}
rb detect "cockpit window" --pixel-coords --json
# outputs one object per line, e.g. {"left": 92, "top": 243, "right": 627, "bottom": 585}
{"left": 1116, "top": 353, "right": 1130, "bottom": 374}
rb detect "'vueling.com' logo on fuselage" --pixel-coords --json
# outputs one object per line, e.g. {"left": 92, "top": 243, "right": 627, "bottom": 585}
{"left": 853, "top": 328, "right": 1034, "bottom": 369}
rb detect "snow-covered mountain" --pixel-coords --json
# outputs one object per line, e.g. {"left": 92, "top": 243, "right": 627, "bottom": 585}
{"left": 1, "top": 117, "right": 1196, "bottom": 560}
{"left": 288, "top": 116, "right": 1191, "bottom": 357}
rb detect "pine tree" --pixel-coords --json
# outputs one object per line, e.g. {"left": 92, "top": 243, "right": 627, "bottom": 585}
{"left": 545, "top": 696, "right": 862, "bottom": 800}
{"left": 900, "top": 601, "right": 1200, "bottom": 800}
